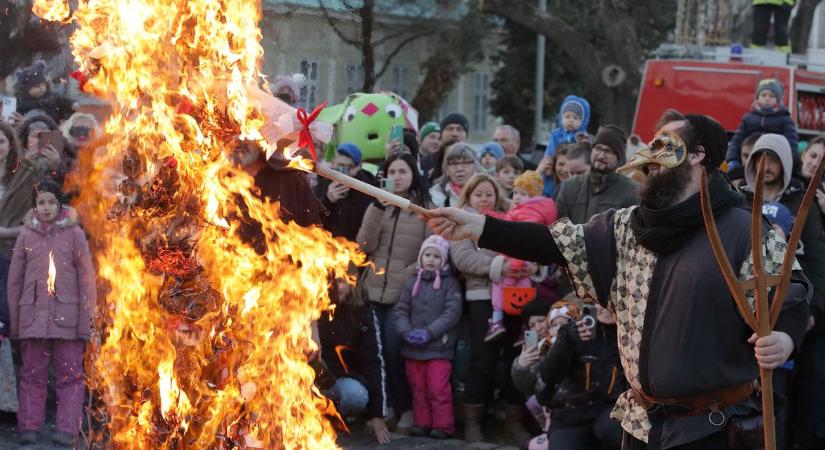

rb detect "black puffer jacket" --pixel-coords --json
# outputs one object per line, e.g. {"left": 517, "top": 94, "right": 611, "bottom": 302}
{"left": 317, "top": 297, "right": 387, "bottom": 419}
{"left": 538, "top": 322, "right": 626, "bottom": 425}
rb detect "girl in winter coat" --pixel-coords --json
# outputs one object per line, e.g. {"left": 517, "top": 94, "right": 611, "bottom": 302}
{"left": 6, "top": 180, "right": 95, "bottom": 446}
{"left": 487, "top": 171, "right": 557, "bottom": 342}
{"left": 392, "top": 235, "right": 462, "bottom": 439}
{"left": 451, "top": 173, "right": 532, "bottom": 443}
{"left": 356, "top": 152, "right": 433, "bottom": 433}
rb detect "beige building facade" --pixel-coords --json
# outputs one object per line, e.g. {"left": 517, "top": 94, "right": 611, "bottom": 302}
{"left": 261, "top": 1, "right": 501, "bottom": 143}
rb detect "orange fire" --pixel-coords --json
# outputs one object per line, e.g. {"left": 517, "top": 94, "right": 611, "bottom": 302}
{"left": 33, "top": 0, "right": 363, "bottom": 448}
{"left": 32, "top": 0, "right": 71, "bottom": 23}
{"left": 47, "top": 250, "right": 56, "bottom": 297}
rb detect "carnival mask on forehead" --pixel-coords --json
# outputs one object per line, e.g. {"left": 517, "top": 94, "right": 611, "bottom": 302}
{"left": 618, "top": 130, "right": 688, "bottom": 175}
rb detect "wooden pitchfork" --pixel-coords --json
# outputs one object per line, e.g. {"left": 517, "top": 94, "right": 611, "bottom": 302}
{"left": 699, "top": 155, "right": 825, "bottom": 450}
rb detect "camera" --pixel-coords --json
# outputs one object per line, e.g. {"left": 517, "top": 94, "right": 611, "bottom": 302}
{"left": 581, "top": 305, "right": 597, "bottom": 329}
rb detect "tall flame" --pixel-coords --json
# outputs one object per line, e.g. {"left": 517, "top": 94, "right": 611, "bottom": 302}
{"left": 33, "top": 0, "right": 362, "bottom": 448}
{"left": 47, "top": 250, "right": 56, "bottom": 297}
{"left": 32, "top": 0, "right": 72, "bottom": 23}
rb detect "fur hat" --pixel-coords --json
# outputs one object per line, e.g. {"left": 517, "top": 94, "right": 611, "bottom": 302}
{"left": 412, "top": 235, "right": 450, "bottom": 296}
{"left": 513, "top": 170, "right": 543, "bottom": 198}
{"left": 271, "top": 73, "right": 305, "bottom": 106}
{"left": 15, "top": 60, "right": 48, "bottom": 92}
{"left": 756, "top": 78, "right": 784, "bottom": 104}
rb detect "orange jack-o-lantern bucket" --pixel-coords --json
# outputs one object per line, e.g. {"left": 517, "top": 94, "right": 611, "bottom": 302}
{"left": 503, "top": 287, "right": 537, "bottom": 316}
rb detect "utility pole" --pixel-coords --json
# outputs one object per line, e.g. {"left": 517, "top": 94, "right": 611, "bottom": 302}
{"left": 533, "top": 0, "right": 547, "bottom": 147}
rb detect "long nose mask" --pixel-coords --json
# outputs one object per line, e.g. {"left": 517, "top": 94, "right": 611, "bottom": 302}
{"left": 618, "top": 130, "right": 687, "bottom": 175}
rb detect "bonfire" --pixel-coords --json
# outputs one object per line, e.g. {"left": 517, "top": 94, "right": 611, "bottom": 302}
{"left": 33, "top": 1, "right": 363, "bottom": 448}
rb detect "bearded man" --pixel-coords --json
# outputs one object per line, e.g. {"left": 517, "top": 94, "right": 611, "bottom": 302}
{"left": 425, "top": 113, "right": 811, "bottom": 450}
{"left": 555, "top": 125, "right": 638, "bottom": 224}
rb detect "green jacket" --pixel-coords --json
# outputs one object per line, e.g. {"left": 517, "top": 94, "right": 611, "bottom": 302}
{"left": 555, "top": 172, "right": 638, "bottom": 225}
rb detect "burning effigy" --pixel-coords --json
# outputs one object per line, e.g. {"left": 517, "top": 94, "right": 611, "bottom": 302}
{"left": 32, "top": 0, "right": 365, "bottom": 448}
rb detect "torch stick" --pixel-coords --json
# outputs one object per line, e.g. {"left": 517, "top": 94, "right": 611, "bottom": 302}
{"left": 314, "top": 163, "right": 432, "bottom": 216}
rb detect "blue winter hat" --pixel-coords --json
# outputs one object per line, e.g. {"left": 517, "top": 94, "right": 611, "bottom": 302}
{"left": 762, "top": 201, "right": 793, "bottom": 237}
{"left": 561, "top": 99, "right": 585, "bottom": 119}
{"left": 479, "top": 142, "right": 504, "bottom": 160}
{"left": 336, "top": 142, "right": 362, "bottom": 166}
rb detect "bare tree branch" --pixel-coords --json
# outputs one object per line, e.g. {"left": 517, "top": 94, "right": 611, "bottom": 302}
{"left": 375, "top": 30, "right": 432, "bottom": 80}
{"left": 318, "top": 0, "right": 360, "bottom": 48}
{"left": 373, "top": 27, "right": 430, "bottom": 48}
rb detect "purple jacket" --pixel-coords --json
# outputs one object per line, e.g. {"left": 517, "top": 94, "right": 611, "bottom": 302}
{"left": 7, "top": 207, "right": 96, "bottom": 340}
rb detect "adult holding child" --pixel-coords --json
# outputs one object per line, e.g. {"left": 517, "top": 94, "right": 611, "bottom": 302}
{"left": 356, "top": 152, "right": 433, "bottom": 434}
{"left": 449, "top": 172, "right": 532, "bottom": 443}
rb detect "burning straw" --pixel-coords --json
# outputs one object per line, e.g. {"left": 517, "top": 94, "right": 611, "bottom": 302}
{"left": 34, "top": 0, "right": 363, "bottom": 448}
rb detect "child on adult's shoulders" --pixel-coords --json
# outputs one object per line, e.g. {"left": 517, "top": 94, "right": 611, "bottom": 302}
{"left": 725, "top": 79, "right": 798, "bottom": 170}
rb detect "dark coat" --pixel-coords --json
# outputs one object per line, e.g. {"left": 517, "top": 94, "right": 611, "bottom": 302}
{"left": 313, "top": 169, "right": 375, "bottom": 242}
{"left": 555, "top": 172, "right": 638, "bottom": 225}
{"left": 317, "top": 299, "right": 387, "bottom": 419}
{"left": 538, "top": 322, "right": 626, "bottom": 425}
{"left": 16, "top": 92, "right": 75, "bottom": 124}
{"left": 392, "top": 269, "right": 463, "bottom": 361}
{"left": 741, "top": 180, "right": 825, "bottom": 334}
{"left": 726, "top": 107, "right": 799, "bottom": 165}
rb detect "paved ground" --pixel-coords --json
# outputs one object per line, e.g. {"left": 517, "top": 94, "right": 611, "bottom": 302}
{"left": 0, "top": 413, "right": 522, "bottom": 450}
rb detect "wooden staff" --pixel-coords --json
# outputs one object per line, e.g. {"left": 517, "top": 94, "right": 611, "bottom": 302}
{"left": 314, "top": 163, "right": 431, "bottom": 216}
{"left": 700, "top": 154, "right": 825, "bottom": 450}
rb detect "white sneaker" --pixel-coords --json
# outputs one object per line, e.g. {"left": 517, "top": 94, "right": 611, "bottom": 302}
{"left": 396, "top": 410, "right": 413, "bottom": 435}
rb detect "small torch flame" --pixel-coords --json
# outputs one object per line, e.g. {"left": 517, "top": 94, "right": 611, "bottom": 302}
{"left": 47, "top": 250, "right": 56, "bottom": 297}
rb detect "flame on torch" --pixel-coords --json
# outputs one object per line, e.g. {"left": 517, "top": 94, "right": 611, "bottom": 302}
{"left": 47, "top": 250, "right": 56, "bottom": 297}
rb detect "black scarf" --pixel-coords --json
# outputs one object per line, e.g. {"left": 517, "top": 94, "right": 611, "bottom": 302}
{"left": 630, "top": 173, "right": 743, "bottom": 254}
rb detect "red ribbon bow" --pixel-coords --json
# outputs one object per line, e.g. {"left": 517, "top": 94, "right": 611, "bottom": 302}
{"left": 296, "top": 101, "right": 327, "bottom": 161}
{"left": 70, "top": 71, "right": 89, "bottom": 92}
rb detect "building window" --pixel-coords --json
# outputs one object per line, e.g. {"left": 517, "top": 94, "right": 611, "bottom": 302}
{"left": 472, "top": 72, "right": 489, "bottom": 132}
{"left": 346, "top": 64, "right": 364, "bottom": 95}
{"left": 299, "top": 59, "right": 319, "bottom": 108}
{"left": 391, "top": 66, "right": 409, "bottom": 99}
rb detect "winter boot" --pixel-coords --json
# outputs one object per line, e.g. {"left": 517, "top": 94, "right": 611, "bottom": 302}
{"left": 505, "top": 404, "right": 531, "bottom": 444}
{"left": 464, "top": 403, "right": 485, "bottom": 443}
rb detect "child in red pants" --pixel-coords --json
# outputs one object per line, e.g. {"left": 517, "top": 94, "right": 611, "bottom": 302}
{"left": 392, "top": 235, "right": 462, "bottom": 438}
{"left": 6, "top": 181, "right": 96, "bottom": 445}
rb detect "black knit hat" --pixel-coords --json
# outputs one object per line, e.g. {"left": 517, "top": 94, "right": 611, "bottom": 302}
{"left": 593, "top": 124, "right": 627, "bottom": 165}
{"left": 685, "top": 114, "right": 727, "bottom": 168}
{"left": 440, "top": 112, "right": 469, "bottom": 135}
{"left": 521, "top": 297, "right": 552, "bottom": 320}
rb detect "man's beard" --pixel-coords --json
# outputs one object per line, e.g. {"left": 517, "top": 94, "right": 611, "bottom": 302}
{"left": 638, "top": 162, "right": 693, "bottom": 209}
{"left": 591, "top": 158, "right": 617, "bottom": 175}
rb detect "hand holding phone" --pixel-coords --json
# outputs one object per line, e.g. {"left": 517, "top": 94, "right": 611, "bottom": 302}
{"left": 38, "top": 130, "right": 65, "bottom": 154}
{"left": 379, "top": 177, "right": 395, "bottom": 193}
{"left": 388, "top": 125, "right": 404, "bottom": 144}
{"left": 524, "top": 330, "right": 538, "bottom": 349}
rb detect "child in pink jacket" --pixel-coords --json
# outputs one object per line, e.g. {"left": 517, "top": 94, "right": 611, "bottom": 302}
{"left": 486, "top": 171, "right": 557, "bottom": 342}
{"left": 6, "top": 180, "right": 95, "bottom": 446}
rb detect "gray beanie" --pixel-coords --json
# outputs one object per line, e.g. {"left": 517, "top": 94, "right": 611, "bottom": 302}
{"left": 745, "top": 133, "right": 792, "bottom": 194}
{"left": 756, "top": 79, "right": 784, "bottom": 104}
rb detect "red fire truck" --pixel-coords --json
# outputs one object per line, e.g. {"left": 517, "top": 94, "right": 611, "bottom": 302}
{"left": 633, "top": 56, "right": 825, "bottom": 143}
